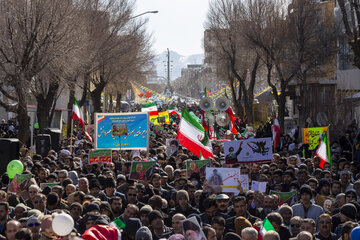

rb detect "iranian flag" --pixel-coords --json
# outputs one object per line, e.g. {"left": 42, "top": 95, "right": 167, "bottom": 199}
{"left": 72, "top": 98, "right": 92, "bottom": 142}
{"left": 177, "top": 109, "right": 213, "bottom": 159}
{"left": 315, "top": 131, "right": 331, "bottom": 169}
{"left": 260, "top": 218, "right": 275, "bottom": 237}
{"left": 141, "top": 102, "right": 157, "bottom": 112}
{"left": 272, "top": 118, "right": 281, "bottom": 149}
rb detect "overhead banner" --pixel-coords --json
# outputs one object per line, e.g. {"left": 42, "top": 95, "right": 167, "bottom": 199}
{"left": 224, "top": 138, "right": 273, "bottom": 164}
{"left": 302, "top": 126, "right": 329, "bottom": 150}
{"left": 89, "top": 150, "right": 112, "bottom": 165}
{"left": 95, "top": 112, "right": 149, "bottom": 150}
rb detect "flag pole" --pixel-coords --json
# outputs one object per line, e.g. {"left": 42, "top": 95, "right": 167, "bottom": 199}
{"left": 69, "top": 118, "right": 74, "bottom": 155}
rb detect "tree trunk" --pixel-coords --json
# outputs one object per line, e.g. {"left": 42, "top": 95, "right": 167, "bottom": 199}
{"left": 116, "top": 92, "right": 122, "bottom": 112}
{"left": 298, "top": 72, "right": 308, "bottom": 129}
{"left": 109, "top": 94, "right": 113, "bottom": 112}
{"left": 278, "top": 93, "right": 286, "bottom": 134}
{"left": 67, "top": 83, "right": 75, "bottom": 138}
{"left": 90, "top": 83, "right": 106, "bottom": 114}
{"left": 36, "top": 82, "right": 59, "bottom": 133}
{"left": 17, "top": 102, "right": 30, "bottom": 146}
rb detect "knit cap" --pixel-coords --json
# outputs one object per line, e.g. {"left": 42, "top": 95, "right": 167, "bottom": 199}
{"left": 234, "top": 216, "right": 252, "bottom": 236}
{"left": 139, "top": 205, "right": 153, "bottom": 216}
{"left": 168, "top": 234, "right": 185, "bottom": 240}
{"left": 340, "top": 203, "right": 357, "bottom": 220}
{"left": 148, "top": 210, "right": 163, "bottom": 224}
{"left": 317, "top": 178, "right": 330, "bottom": 193}
{"left": 124, "top": 218, "right": 142, "bottom": 235}
{"left": 176, "top": 190, "right": 189, "bottom": 202}
{"left": 135, "top": 226, "right": 152, "bottom": 240}
{"left": 223, "top": 232, "right": 241, "bottom": 240}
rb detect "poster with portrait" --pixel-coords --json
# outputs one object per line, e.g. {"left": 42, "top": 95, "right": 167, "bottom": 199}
{"left": 182, "top": 216, "right": 206, "bottom": 240}
{"left": 206, "top": 167, "right": 242, "bottom": 194}
{"left": 95, "top": 112, "right": 149, "bottom": 150}
{"left": 112, "top": 123, "right": 128, "bottom": 136}
{"left": 8, "top": 174, "right": 32, "bottom": 193}
{"left": 129, "top": 161, "right": 157, "bottom": 181}
{"left": 186, "top": 159, "right": 210, "bottom": 178}
{"left": 224, "top": 138, "right": 273, "bottom": 164}
{"left": 166, "top": 139, "right": 179, "bottom": 157}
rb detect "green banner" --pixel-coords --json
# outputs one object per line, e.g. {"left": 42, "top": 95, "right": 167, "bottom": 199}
{"left": 186, "top": 159, "right": 210, "bottom": 178}
{"left": 129, "top": 161, "right": 156, "bottom": 181}
{"left": 40, "top": 182, "right": 60, "bottom": 190}
{"left": 89, "top": 150, "right": 112, "bottom": 165}
{"left": 8, "top": 174, "right": 32, "bottom": 193}
{"left": 269, "top": 190, "right": 297, "bottom": 205}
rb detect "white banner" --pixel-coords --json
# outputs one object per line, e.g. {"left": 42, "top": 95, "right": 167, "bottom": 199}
{"left": 224, "top": 138, "right": 273, "bottom": 164}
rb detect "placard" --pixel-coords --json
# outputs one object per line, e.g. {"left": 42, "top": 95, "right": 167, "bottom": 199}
{"left": 129, "top": 161, "right": 156, "bottom": 181}
{"left": 251, "top": 181, "right": 267, "bottom": 192}
{"left": 95, "top": 112, "right": 149, "bottom": 150}
{"left": 206, "top": 167, "right": 243, "bottom": 194}
{"left": 182, "top": 216, "right": 206, "bottom": 240}
{"left": 40, "top": 182, "right": 60, "bottom": 190}
{"left": 8, "top": 174, "right": 32, "bottom": 193}
{"left": 269, "top": 190, "right": 297, "bottom": 205}
{"left": 302, "top": 126, "right": 329, "bottom": 150}
{"left": 89, "top": 150, "right": 112, "bottom": 165}
{"left": 158, "top": 111, "right": 170, "bottom": 124}
{"left": 166, "top": 139, "right": 179, "bottom": 157}
{"left": 186, "top": 159, "right": 210, "bottom": 178}
{"left": 224, "top": 138, "right": 273, "bottom": 164}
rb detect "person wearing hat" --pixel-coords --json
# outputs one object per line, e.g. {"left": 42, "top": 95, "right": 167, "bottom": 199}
{"left": 339, "top": 170, "right": 353, "bottom": 192}
{"left": 334, "top": 203, "right": 358, "bottom": 238}
{"left": 148, "top": 210, "right": 173, "bottom": 240}
{"left": 26, "top": 215, "right": 41, "bottom": 239}
{"left": 225, "top": 130, "right": 235, "bottom": 140}
{"left": 135, "top": 226, "right": 153, "bottom": 240}
{"left": 169, "top": 190, "right": 200, "bottom": 219}
{"left": 315, "top": 178, "right": 333, "bottom": 207}
{"left": 13, "top": 203, "right": 29, "bottom": 220}
{"left": 216, "top": 194, "right": 230, "bottom": 214}
{"left": 292, "top": 185, "right": 324, "bottom": 225}
{"left": 123, "top": 218, "right": 142, "bottom": 240}
{"left": 139, "top": 205, "right": 153, "bottom": 226}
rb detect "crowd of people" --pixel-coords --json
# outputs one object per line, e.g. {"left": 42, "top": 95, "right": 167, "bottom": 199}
{"left": 1, "top": 107, "right": 360, "bottom": 240}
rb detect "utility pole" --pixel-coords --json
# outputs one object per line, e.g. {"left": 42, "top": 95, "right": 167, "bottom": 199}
{"left": 165, "top": 48, "right": 173, "bottom": 97}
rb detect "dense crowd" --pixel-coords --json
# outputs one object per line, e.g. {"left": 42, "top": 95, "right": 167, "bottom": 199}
{"left": 1, "top": 108, "right": 360, "bottom": 240}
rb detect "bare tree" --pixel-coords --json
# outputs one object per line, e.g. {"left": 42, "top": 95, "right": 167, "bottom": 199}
{"left": 243, "top": 0, "right": 337, "bottom": 130}
{"left": 337, "top": 0, "right": 360, "bottom": 68}
{"left": 78, "top": 0, "right": 153, "bottom": 115}
{"left": 206, "top": 0, "right": 261, "bottom": 124}
{"left": 0, "top": 0, "right": 86, "bottom": 143}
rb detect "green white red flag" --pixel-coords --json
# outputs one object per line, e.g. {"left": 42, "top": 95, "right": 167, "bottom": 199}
{"left": 315, "top": 130, "right": 331, "bottom": 169}
{"left": 72, "top": 98, "right": 92, "bottom": 142}
{"left": 141, "top": 102, "right": 158, "bottom": 112}
{"left": 260, "top": 218, "right": 276, "bottom": 237}
{"left": 177, "top": 109, "right": 213, "bottom": 159}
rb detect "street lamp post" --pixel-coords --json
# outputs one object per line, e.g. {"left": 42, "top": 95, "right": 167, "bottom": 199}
{"left": 130, "top": 10, "right": 158, "bottom": 20}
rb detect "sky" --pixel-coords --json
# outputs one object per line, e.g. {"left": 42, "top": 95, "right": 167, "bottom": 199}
{"left": 135, "top": 0, "right": 210, "bottom": 56}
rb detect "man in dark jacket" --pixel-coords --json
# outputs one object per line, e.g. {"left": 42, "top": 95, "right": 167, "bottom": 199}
{"left": 168, "top": 190, "right": 200, "bottom": 219}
